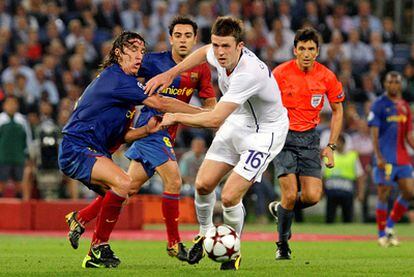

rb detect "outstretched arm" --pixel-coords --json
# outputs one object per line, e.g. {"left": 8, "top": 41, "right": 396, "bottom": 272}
{"left": 145, "top": 45, "right": 211, "bottom": 95}
{"left": 143, "top": 94, "right": 206, "bottom": 114}
{"left": 161, "top": 101, "right": 239, "bottom": 129}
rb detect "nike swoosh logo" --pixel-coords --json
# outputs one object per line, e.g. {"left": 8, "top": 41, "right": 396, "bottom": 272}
{"left": 91, "top": 249, "right": 101, "bottom": 259}
{"left": 243, "top": 166, "right": 253, "bottom": 172}
{"left": 106, "top": 219, "right": 116, "bottom": 223}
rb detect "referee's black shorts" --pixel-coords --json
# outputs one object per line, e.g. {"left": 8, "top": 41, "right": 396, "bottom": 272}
{"left": 273, "top": 128, "right": 321, "bottom": 179}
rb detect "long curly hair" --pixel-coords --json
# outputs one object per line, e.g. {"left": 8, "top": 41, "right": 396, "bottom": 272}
{"left": 100, "top": 31, "right": 146, "bottom": 70}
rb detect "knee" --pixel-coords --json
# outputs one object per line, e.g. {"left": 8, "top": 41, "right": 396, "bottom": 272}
{"left": 195, "top": 177, "right": 215, "bottom": 195}
{"left": 302, "top": 188, "right": 323, "bottom": 204}
{"left": 116, "top": 175, "right": 133, "bottom": 196}
{"left": 221, "top": 192, "right": 238, "bottom": 207}
{"left": 377, "top": 187, "right": 389, "bottom": 202}
{"left": 164, "top": 177, "right": 182, "bottom": 194}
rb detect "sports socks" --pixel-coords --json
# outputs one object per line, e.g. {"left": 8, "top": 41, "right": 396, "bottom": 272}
{"left": 376, "top": 200, "right": 388, "bottom": 238}
{"left": 162, "top": 192, "right": 181, "bottom": 247}
{"left": 277, "top": 204, "right": 294, "bottom": 242}
{"left": 195, "top": 191, "right": 216, "bottom": 236}
{"left": 78, "top": 195, "right": 104, "bottom": 226}
{"left": 91, "top": 190, "right": 125, "bottom": 246}
{"left": 222, "top": 202, "right": 245, "bottom": 236}
{"left": 386, "top": 195, "right": 409, "bottom": 229}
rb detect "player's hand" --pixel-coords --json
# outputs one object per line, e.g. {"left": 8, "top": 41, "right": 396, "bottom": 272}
{"left": 160, "top": 113, "right": 177, "bottom": 127}
{"left": 322, "top": 147, "right": 335, "bottom": 168}
{"left": 376, "top": 156, "right": 386, "bottom": 170}
{"left": 144, "top": 71, "right": 175, "bottom": 96}
{"left": 146, "top": 115, "right": 163, "bottom": 134}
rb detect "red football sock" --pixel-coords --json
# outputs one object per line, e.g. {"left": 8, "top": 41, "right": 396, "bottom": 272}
{"left": 389, "top": 196, "right": 409, "bottom": 224}
{"left": 78, "top": 195, "right": 104, "bottom": 226}
{"left": 376, "top": 201, "right": 387, "bottom": 237}
{"left": 91, "top": 190, "right": 125, "bottom": 246}
{"left": 162, "top": 192, "right": 180, "bottom": 247}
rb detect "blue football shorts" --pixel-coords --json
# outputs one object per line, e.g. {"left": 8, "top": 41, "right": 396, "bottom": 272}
{"left": 373, "top": 163, "right": 413, "bottom": 186}
{"left": 58, "top": 136, "right": 109, "bottom": 187}
{"left": 125, "top": 134, "right": 176, "bottom": 178}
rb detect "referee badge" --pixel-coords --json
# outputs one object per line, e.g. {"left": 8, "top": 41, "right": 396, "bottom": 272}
{"left": 311, "top": 94, "right": 323, "bottom": 108}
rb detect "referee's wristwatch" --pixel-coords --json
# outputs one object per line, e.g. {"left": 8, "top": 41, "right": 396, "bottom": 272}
{"left": 327, "top": 143, "right": 337, "bottom": 151}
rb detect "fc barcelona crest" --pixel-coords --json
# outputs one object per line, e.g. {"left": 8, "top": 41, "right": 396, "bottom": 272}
{"left": 311, "top": 94, "right": 323, "bottom": 108}
{"left": 190, "top": 72, "right": 199, "bottom": 82}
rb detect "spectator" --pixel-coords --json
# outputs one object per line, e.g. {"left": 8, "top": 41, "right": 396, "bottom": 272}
{"left": 0, "top": 96, "right": 31, "bottom": 198}
{"left": 64, "top": 19, "right": 83, "bottom": 51}
{"left": 325, "top": 4, "right": 353, "bottom": 37}
{"left": 179, "top": 137, "right": 206, "bottom": 197}
{"left": 352, "top": 0, "right": 382, "bottom": 33}
{"left": 120, "top": 0, "right": 143, "bottom": 32}
{"left": 323, "top": 135, "right": 365, "bottom": 223}
{"left": 33, "top": 64, "right": 59, "bottom": 106}
{"left": 382, "top": 17, "right": 399, "bottom": 44}
{"left": 0, "top": 1, "right": 11, "bottom": 30}
{"left": 343, "top": 29, "right": 374, "bottom": 75}
{"left": 94, "top": 0, "right": 121, "bottom": 31}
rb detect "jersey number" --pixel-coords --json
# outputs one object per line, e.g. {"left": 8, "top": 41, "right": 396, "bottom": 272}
{"left": 163, "top": 137, "right": 172, "bottom": 147}
{"left": 245, "top": 150, "right": 264, "bottom": 169}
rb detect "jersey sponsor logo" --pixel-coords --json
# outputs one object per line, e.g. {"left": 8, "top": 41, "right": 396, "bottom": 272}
{"left": 311, "top": 94, "right": 323, "bottom": 108}
{"left": 386, "top": 115, "right": 407, "bottom": 123}
{"left": 162, "top": 86, "right": 194, "bottom": 97}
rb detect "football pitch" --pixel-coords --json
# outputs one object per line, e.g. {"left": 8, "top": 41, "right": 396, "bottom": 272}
{"left": 1, "top": 224, "right": 413, "bottom": 276}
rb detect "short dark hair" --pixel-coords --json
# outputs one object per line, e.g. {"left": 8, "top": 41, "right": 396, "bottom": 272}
{"left": 168, "top": 16, "right": 198, "bottom": 36}
{"left": 100, "top": 31, "right": 146, "bottom": 70}
{"left": 294, "top": 27, "right": 321, "bottom": 48}
{"left": 211, "top": 16, "right": 244, "bottom": 43}
{"left": 385, "top": 71, "right": 402, "bottom": 81}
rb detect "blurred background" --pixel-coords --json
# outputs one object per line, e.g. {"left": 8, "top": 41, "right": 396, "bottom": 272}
{"left": 0, "top": 0, "right": 414, "bottom": 229}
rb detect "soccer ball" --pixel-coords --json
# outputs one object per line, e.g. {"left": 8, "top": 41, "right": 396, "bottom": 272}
{"left": 203, "top": 224, "right": 241, "bottom": 263}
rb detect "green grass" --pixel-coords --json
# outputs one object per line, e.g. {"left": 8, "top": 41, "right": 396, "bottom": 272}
{"left": 1, "top": 224, "right": 414, "bottom": 276}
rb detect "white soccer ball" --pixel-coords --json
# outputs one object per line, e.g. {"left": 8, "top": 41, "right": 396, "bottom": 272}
{"left": 203, "top": 224, "right": 241, "bottom": 263}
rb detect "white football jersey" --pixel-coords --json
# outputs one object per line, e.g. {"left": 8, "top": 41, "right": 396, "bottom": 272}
{"left": 206, "top": 46, "right": 288, "bottom": 132}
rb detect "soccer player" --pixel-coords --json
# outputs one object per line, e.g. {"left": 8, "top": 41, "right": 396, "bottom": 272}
{"left": 125, "top": 16, "right": 216, "bottom": 260}
{"left": 65, "top": 17, "right": 216, "bottom": 262}
{"left": 146, "top": 16, "right": 289, "bottom": 270}
{"left": 59, "top": 31, "right": 203, "bottom": 268}
{"left": 268, "top": 27, "right": 344, "bottom": 260}
{"left": 368, "top": 71, "right": 414, "bottom": 247}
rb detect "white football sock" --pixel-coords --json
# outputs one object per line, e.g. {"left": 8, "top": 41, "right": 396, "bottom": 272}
{"left": 195, "top": 191, "right": 216, "bottom": 236}
{"left": 223, "top": 201, "right": 245, "bottom": 236}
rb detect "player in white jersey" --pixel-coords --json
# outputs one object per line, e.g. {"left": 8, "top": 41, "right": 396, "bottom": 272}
{"left": 145, "top": 17, "right": 289, "bottom": 270}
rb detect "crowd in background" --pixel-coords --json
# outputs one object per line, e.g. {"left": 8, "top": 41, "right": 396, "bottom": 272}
{"left": 0, "top": 0, "right": 413, "bottom": 223}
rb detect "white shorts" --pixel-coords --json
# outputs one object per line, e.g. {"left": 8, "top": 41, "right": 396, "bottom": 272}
{"left": 205, "top": 120, "right": 288, "bottom": 182}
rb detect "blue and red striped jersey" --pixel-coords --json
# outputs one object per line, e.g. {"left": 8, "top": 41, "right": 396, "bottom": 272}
{"left": 136, "top": 51, "right": 215, "bottom": 142}
{"left": 368, "top": 95, "right": 412, "bottom": 165}
{"left": 62, "top": 64, "right": 148, "bottom": 156}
